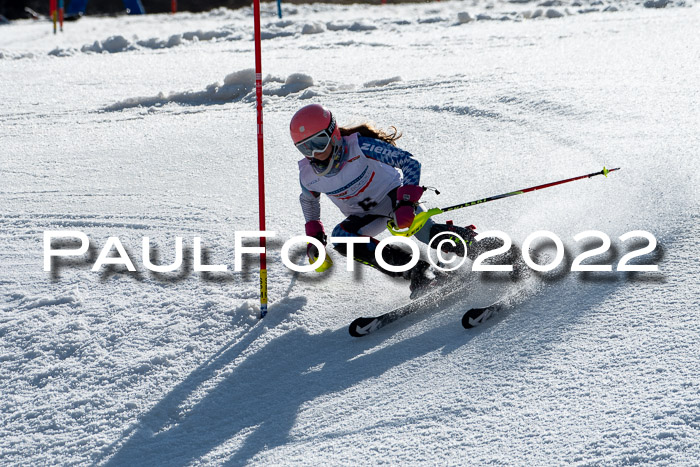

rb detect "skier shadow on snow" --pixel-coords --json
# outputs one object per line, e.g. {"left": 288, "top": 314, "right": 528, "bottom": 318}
{"left": 102, "top": 236, "right": 664, "bottom": 465}
{"left": 102, "top": 297, "right": 481, "bottom": 466}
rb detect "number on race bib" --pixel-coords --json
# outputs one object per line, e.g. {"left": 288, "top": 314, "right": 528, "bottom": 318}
{"left": 358, "top": 197, "right": 378, "bottom": 212}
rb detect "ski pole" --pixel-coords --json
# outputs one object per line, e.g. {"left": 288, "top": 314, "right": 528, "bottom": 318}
{"left": 387, "top": 166, "right": 620, "bottom": 237}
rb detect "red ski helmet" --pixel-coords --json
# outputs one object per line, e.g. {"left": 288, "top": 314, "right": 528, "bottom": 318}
{"left": 290, "top": 105, "right": 343, "bottom": 176}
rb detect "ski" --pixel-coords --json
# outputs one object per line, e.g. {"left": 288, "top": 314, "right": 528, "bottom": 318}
{"left": 349, "top": 274, "right": 465, "bottom": 337}
{"left": 349, "top": 278, "right": 524, "bottom": 337}
{"left": 461, "top": 302, "right": 502, "bottom": 329}
{"left": 349, "top": 298, "right": 431, "bottom": 337}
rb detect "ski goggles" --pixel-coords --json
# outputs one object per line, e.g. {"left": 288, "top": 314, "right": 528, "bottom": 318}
{"left": 295, "top": 117, "right": 337, "bottom": 159}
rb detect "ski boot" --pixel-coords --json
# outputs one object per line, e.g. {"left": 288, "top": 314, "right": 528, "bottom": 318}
{"left": 404, "top": 260, "right": 436, "bottom": 299}
{"left": 430, "top": 222, "right": 525, "bottom": 281}
{"left": 334, "top": 240, "right": 440, "bottom": 298}
{"left": 429, "top": 222, "right": 478, "bottom": 258}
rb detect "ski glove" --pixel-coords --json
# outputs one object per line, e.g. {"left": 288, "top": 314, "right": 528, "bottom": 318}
{"left": 393, "top": 185, "right": 424, "bottom": 229}
{"left": 305, "top": 220, "right": 327, "bottom": 263}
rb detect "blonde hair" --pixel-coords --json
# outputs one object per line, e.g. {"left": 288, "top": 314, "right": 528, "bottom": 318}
{"left": 339, "top": 122, "right": 402, "bottom": 146}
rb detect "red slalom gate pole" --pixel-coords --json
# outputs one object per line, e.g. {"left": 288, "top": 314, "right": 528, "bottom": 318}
{"left": 253, "top": 0, "right": 268, "bottom": 318}
{"left": 171, "top": 0, "right": 177, "bottom": 14}
{"left": 50, "top": 0, "right": 57, "bottom": 34}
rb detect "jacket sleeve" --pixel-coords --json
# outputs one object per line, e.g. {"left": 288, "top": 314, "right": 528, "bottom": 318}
{"left": 299, "top": 179, "right": 321, "bottom": 223}
{"left": 357, "top": 135, "right": 421, "bottom": 186}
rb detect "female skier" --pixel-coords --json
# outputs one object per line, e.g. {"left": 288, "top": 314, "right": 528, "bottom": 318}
{"left": 291, "top": 104, "right": 479, "bottom": 297}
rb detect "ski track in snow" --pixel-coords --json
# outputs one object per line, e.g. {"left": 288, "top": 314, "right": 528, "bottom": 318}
{"left": 1, "top": 0, "right": 699, "bottom": 465}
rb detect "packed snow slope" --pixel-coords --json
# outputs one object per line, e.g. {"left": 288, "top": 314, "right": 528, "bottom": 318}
{"left": 1, "top": 1, "right": 699, "bottom": 465}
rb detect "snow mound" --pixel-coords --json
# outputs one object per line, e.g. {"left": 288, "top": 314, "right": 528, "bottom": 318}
{"left": 644, "top": 0, "right": 670, "bottom": 7}
{"left": 104, "top": 70, "right": 316, "bottom": 111}
{"left": 545, "top": 8, "right": 566, "bottom": 17}
{"left": 48, "top": 47, "right": 78, "bottom": 57}
{"left": 418, "top": 16, "right": 448, "bottom": 24}
{"left": 523, "top": 9, "right": 544, "bottom": 18}
{"left": 83, "top": 35, "right": 133, "bottom": 53}
{"left": 182, "top": 29, "right": 232, "bottom": 41}
{"left": 0, "top": 50, "right": 38, "bottom": 60}
{"left": 301, "top": 22, "right": 325, "bottom": 35}
{"left": 265, "top": 73, "right": 315, "bottom": 96}
{"left": 270, "top": 20, "right": 294, "bottom": 28}
{"left": 364, "top": 76, "right": 402, "bottom": 88}
{"left": 326, "top": 21, "right": 352, "bottom": 31}
{"left": 348, "top": 21, "right": 378, "bottom": 32}
{"left": 261, "top": 30, "right": 296, "bottom": 40}
{"left": 457, "top": 12, "right": 475, "bottom": 23}
{"left": 45, "top": 28, "right": 236, "bottom": 57}
{"left": 222, "top": 68, "right": 256, "bottom": 87}
{"left": 137, "top": 35, "right": 183, "bottom": 49}
{"left": 227, "top": 300, "right": 260, "bottom": 326}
